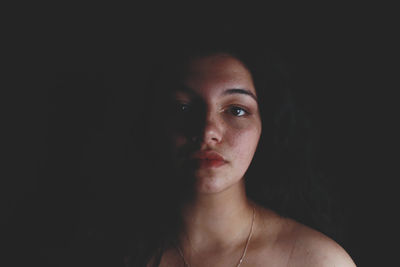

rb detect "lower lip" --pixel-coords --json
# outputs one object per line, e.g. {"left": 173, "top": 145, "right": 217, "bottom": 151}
{"left": 195, "top": 159, "right": 226, "bottom": 168}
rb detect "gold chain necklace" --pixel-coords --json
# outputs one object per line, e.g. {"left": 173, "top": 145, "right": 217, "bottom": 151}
{"left": 176, "top": 207, "right": 256, "bottom": 267}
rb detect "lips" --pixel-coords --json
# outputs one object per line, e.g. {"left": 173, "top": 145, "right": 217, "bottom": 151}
{"left": 189, "top": 150, "right": 227, "bottom": 168}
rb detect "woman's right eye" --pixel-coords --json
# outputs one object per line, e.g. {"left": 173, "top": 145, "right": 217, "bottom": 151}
{"left": 171, "top": 102, "right": 191, "bottom": 114}
{"left": 178, "top": 103, "right": 190, "bottom": 112}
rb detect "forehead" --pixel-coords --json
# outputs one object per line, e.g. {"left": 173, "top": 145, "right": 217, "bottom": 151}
{"left": 182, "top": 53, "right": 256, "bottom": 97}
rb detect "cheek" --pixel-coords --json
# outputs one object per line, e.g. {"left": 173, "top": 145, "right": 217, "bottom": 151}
{"left": 164, "top": 118, "right": 185, "bottom": 143}
{"left": 171, "top": 132, "right": 186, "bottom": 146}
{"left": 162, "top": 126, "right": 187, "bottom": 157}
{"left": 228, "top": 125, "right": 261, "bottom": 162}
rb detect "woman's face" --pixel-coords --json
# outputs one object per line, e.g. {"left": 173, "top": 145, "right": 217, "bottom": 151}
{"left": 165, "top": 53, "right": 262, "bottom": 194}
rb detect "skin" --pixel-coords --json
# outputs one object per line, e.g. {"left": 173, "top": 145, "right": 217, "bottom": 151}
{"left": 154, "top": 54, "right": 356, "bottom": 266}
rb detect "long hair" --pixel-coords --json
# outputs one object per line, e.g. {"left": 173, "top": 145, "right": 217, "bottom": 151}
{"left": 125, "top": 32, "right": 334, "bottom": 266}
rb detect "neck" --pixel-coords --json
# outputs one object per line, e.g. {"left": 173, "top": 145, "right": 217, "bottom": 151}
{"left": 179, "top": 180, "right": 254, "bottom": 252}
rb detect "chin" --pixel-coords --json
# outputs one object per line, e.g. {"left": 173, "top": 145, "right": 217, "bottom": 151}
{"left": 193, "top": 173, "right": 241, "bottom": 194}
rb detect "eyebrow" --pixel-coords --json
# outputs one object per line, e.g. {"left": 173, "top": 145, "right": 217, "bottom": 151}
{"left": 222, "top": 88, "right": 258, "bottom": 102}
{"left": 173, "top": 86, "right": 258, "bottom": 102}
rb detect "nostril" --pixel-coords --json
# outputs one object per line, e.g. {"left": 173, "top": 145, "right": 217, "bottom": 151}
{"left": 203, "top": 122, "right": 223, "bottom": 144}
{"left": 211, "top": 136, "right": 219, "bottom": 141}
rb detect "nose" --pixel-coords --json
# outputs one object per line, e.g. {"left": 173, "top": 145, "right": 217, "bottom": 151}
{"left": 199, "top": 112, "right": 223, "bottom": 145}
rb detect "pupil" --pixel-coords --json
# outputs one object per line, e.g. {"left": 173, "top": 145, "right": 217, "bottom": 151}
{"left": 181, "top": 104, "right": 188, "bottom": 111}
{"left": 233, "top": 107, "right": 242, "bottom": 115}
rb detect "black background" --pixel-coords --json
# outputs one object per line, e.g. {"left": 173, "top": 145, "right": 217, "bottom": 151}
{"left": 4, "top": 5, "right": 398, "bottom": 266}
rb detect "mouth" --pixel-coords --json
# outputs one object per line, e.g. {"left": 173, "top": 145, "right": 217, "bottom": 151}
{"left": 189, "top": 150, "right": 227, "bottom": 168}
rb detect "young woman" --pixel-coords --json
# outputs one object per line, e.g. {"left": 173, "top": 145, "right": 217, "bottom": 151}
{"left": 127, "top": 36, "right": 356, "bottom": 266}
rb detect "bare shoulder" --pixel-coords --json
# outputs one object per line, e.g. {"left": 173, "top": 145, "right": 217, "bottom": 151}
{"left": 251, "top": 205, "right": 356, "bottom": 267}
{"left": 285, "top": 219, "right": 356, "bottom": 267}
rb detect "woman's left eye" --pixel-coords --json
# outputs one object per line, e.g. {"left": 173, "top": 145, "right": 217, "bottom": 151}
{"left": 229, "top": 106, "right": 248, "bottom": 117}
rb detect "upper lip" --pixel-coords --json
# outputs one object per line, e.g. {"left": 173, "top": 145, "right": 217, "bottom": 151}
{"left": 190, "top": 150, "right": 226, "bottom": 161}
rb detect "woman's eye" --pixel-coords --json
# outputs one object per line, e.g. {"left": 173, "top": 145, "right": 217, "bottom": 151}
{"left": 229, "top": 106, "right": 248, "bottom": 117}
{"left": 178, "top": 103, "right": 190, "bottom": 112}
{"left": 172, "top": 102, "right": 191, "bottom": 114}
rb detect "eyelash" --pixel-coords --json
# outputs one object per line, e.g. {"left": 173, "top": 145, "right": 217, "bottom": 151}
{"left": 173, "top": 102, "right": 250, "bottom": 117}
{"left": 227, "top": 106, "right": 250, "bottom": 117}
{"left": 176, "top": 103, "right": 190, "bottom": 112}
